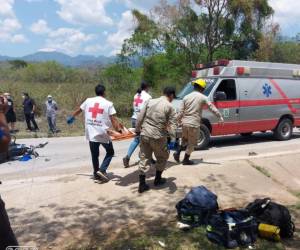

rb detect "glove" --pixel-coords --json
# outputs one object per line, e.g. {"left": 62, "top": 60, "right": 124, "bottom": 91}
{"left": 168, "top": 141, "right": 177, "bottom": 151}
{"left": 0, "top": 129, "right": 4, "bottom": 140}
{"left": 67, "top": 116, "right": 75, "bottom": 125}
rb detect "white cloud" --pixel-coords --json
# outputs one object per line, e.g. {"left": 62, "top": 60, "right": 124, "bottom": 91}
{"left": 38, "top": 47, "right": 57, "bottom": 52}
{"left": 30, "top": 17, "right": 96, "bottom": 55}
{"left": 117, "top": 0, "right": 159, "bottom": 12}
{"left": 0, "top": 0, "right": 15, "bottom": 17}
{"left": 55, "top": 0, "right": 113, "bottom": 26}
{"left": 84, "top": 44, "right": 106, "bottom": 53}
{"left": 11, "top": 34, "right": 28, "bottom": 43}
{"left": 0, "top": 0, "right": 27, "bottom": 43}
{"left": 270, "top": 0, "right": 300, "bottom": 35}
{"left": 106, "top": 10, "right": 136, "bottom": 55}
{"left": 25, "top": 0, "right": 44, "bottom": 2}
{"left": 43, "top": 28, "right": 95, "bottom": 55}
{"left": 30, "top": 19, "right": 51, "bottom": 34}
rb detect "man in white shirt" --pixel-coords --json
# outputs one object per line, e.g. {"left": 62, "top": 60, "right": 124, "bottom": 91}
{"left": 123, "top": 82, "right": 152, "bottom": 168}
{"left": 68, "top": 84, "right": 122, "bottom": 182}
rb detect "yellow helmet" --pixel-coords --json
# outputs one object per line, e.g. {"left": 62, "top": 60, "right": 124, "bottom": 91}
{"left": 192, "top": 79, "right": 206, "bottom": 89}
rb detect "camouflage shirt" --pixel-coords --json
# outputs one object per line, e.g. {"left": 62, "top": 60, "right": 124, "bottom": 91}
{"left": 178, "top": 91, "right": 222, "bottom": 128}
{"left": 136, "top": 96, "right": 177, "bottom": 140}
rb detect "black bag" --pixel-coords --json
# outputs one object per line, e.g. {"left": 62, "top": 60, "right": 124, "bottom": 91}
{"left": 246, "top": 198, "right": 295, "bottom": 238}
{"left": 176, "top": 186, "right": 218, "bottom": 226}
{"left": 206, "top": 209, "right": 258, "bottom": 249}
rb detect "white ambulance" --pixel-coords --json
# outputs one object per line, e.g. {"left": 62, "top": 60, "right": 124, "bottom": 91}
{"left": 173, "top": 60, "right": 300, "bottom": 149}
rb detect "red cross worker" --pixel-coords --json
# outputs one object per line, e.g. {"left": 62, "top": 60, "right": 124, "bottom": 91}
{"left": 68, "top": 84, "right": 123, "bottom": 182}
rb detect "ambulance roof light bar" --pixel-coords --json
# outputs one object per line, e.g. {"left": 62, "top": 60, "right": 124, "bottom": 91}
{"left": 196, "top": 59, "right": 230, "bottom": 70}
{"left": 236, "top": 66, "right": 251, "bottom": 76}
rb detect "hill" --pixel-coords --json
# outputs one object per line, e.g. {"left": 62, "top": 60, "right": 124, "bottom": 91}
{"left": 0, "top": 51, "right": 116, "bottom": 67}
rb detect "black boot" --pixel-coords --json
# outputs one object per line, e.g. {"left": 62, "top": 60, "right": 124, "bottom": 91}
{"left": 182, "top": 154, "right": 194, "bottom": 165}
{"left": 138, "top": 175, "right": 150, "bottom": 193}
{"left": 154, "top": 171, "right": 167, "bottom": 186}
{"left": 123, "top": 156, "right": 130, "bottom": 168}
{"left": 173, "top": 144, "right": 183, "bottom": 163}
{"left": 173, "top": 151, "right": 181, "bottom": 163}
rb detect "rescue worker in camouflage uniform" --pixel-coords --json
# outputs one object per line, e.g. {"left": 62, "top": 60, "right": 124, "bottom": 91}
{"left": 174, "top": 79, "right": 224, "bottom": 165}
{"left": 135, "top": 87, "right": 177, "bottom": 193}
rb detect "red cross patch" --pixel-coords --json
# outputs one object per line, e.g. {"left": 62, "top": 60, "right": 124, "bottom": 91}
{"left": 134, "top": 95, "right": 143, "bottom": 107}
{"left": 88, "top": 103, "right": 104, "bottom": 119}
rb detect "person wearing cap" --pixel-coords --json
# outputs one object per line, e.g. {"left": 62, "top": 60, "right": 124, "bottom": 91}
{"left": 174, "top": 79, "right": 224, "bottom": 165}
{"left": 22, "top": 92, "right": 39, "bottom": 132}
{"left": 45, "top": 95, "right": 58, "bottom": 133}
{"left": 3, "top": 93, "right": 17, "bottom": 133}
{"left": 123, "top": 81, "right": 152, "bottom": 168}
{"left": 135, "top": 86, "right": 177, "bottom": 193}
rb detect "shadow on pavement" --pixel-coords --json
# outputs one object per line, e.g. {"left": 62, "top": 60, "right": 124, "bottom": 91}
{"left": 7, "top": 196, "right": 177, "bottom": 249}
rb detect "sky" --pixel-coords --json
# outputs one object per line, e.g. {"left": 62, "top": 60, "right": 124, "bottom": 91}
{"left": 0, "top": 0, "right": 299, "bottom": 57}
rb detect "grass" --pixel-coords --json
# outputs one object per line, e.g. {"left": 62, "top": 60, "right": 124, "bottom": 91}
{"left": 63, "top": 197, "right": 300, "bottom": 250}
{"left": 247, "top": 160, "right": 272, "bottom": 178}
{"left": 12, "top": 114, "right": 131, "bottom": 139}
{"left": 64, "top": 224, "right": 287, "bottom": 250}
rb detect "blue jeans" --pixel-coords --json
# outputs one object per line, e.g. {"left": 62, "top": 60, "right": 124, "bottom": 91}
{"left": 126, "top": 118, "right": 140, "bottom": 159}
{"left": 89, "top": 141, "right": 114, "bottom": 175}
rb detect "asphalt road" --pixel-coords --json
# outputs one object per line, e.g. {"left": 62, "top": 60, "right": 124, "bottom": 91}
{"left": 1, "top": 129, "right": 300, "bottom": 180}
{"left": 1, "top": 130, "right": 300, "bottom": 249}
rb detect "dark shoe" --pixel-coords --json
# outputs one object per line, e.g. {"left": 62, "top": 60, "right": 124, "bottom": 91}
{"left": 96, "top": 170, "right": 109, "bottom": 182}
{"left": 138, "top": 175, "right": 150, "bottom": 193}
{"left": 123, "top": 156, "right": 130, "bottom": 168}
{"left": 182, "top": 154, "right": 194, "bottom": 165}
{"left": 173, "top": 152, "right": 180, "bottom": 163}
{"left": 154, "top": 171, "right": 167, "bottom": 186}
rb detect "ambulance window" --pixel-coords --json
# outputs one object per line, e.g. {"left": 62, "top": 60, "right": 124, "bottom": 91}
{"left": 215, "top": 79, "right": 236, "bottom": 100}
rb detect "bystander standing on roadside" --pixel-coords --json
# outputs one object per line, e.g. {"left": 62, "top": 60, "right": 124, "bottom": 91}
{"left": 45, "top": 95, "right": 58, "bottom": 134}
{"left": 22, "top": 92, "right": 39, "bottom": 132}
{"left": 4, "top": 93, "right": 17, "bottom": 133}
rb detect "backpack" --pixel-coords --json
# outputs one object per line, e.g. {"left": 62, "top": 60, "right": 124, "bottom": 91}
{"left": 176, "top": 186, "right": 218, "bottom": 226}
{"left": 246, "top": 198, "right": 295, "bottom": 238}
{"left": 206, "top": 209, "right": 258, "bottom": 249}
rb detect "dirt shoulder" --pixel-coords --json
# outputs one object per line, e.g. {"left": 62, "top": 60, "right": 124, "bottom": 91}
{"left": 2, "top": 153, "right": 300, "bottom": 249}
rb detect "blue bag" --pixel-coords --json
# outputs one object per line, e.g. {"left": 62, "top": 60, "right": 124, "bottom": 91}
{"left": 176, "top": 186, "right": 218, "bottom": 226}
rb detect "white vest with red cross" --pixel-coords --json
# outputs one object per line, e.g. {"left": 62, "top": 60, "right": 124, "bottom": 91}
{"left": 80, "top": 96, "right": 116, "bottom": 143}
{"left": 131, "top": 90, "right": 152, "bottom": 120}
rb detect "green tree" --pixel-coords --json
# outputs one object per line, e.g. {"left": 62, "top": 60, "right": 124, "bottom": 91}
{"left": 122, "top": 0, "right": 274, "bottom": 86}
{"left": 9, "top": 60, "right": 28, "bottom": 69}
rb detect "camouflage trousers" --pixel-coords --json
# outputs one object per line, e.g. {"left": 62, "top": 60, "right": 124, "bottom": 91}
{"left": 182, "top": 126, "right": 200, "bottom": 155}
{"left": 139, "top": 135, "right": 169, "bottom": 175}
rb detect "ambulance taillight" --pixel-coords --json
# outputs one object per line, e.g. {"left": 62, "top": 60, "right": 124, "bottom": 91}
{"left": 196, "top": 64, "right": 204, "bottom": 70}
{"left": 217, "top": 59, "right": 230, "bottom": 66}
{"left": 191, "top": 70, "right": 197, "bottom": 78}
{"left": 236, "top": 67, "right": 250, "bottom": 75}
{"left": 213, "top": 67, "right": 220, "bottom": 75}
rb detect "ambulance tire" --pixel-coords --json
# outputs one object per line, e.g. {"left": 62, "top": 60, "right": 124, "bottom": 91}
{"left": 196, "top": 124, "right": 210, "bottom": 150}
{"left": 274, "top": 118, "right": 293, "bottom": 141}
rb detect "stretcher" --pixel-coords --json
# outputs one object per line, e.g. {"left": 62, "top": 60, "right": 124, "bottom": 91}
{"left": 109, "top": 127, "right": 136, "bottom": 141}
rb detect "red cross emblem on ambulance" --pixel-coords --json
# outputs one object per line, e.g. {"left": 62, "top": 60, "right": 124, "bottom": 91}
{"left": 134, "top": 95, "right": 143, "bottom": 107}
{"left": 88, "top": 103, "right": 104, "bottom": 119}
